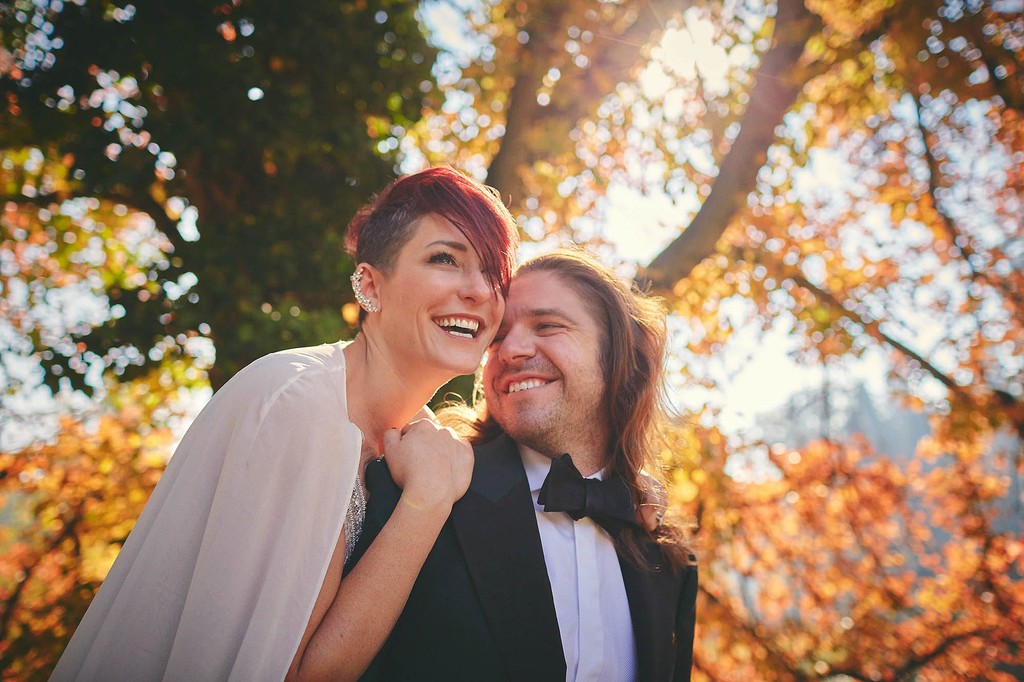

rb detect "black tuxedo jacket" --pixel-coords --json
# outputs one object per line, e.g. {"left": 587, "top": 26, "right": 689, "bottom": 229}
{"left": 349, "top": 433, "right": 697, "bottom": 682}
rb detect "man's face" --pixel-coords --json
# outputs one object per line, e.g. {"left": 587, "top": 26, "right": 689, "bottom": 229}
{"left": 482, "top": 269, "right": 610, "bottom": 464}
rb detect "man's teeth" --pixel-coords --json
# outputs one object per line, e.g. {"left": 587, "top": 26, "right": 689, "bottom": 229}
{"left": 508, "top": 379, "right": 546, "bottom": 394}
{"left": 436, "top": 317, "right": 480, "bottom": 338}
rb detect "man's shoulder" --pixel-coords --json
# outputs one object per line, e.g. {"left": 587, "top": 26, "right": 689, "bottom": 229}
{"left": 471, "top": 430, "right": 516, "bottom": 456}
{"left": 462, "top": 431, "right": 531, "bottom": 503}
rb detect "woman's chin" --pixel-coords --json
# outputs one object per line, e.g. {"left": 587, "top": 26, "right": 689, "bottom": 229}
{"left": 434, "top": 355, "right": 484, "bottom": 380}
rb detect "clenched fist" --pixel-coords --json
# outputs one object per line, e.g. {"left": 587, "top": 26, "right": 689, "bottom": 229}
{"left": 382, "top": 419, "right": 474, "bottom": 513}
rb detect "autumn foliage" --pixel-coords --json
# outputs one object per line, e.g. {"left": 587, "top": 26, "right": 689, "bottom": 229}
{"left": 0, "top": 414, "right": 168, "bottom": 681}
{"left": 672, "top": 426, "right": 1023, "bottom": 681}
{"left": 1, "top": 0, "right": 1022, "bottom": 680}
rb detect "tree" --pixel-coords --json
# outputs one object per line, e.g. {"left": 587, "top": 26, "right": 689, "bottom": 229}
{"left": 2, "top": 0, "right": 436, "bottom": 390}
{"left": 0, "top": 406, "right": 169, "bottom": 681}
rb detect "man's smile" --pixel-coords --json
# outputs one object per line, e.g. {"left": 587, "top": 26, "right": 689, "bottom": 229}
{"left": 507, "top": 378, "right": 552, "bottom": 394}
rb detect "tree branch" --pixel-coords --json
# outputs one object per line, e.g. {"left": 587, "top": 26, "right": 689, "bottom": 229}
{"left": 698, "top": 584, "right": 812, "bottom": 678}
{"left": 788, "top": 269, "right": 964, "bottom": 396}
{"left": 486, "top": 0, "right": 684, "bottom": 204}
{"left": 749, "top": 245, "right": 1024, "bottom": 438}
{"left": 0, "top": 501, "right": 84, "bottom": 644}
{"left": 640, "top": 0, "right": 823, "bottom": 291}
{"left": 910, "top": 91, "right": 1024, "bottom": 317}
{"left": 892, "top": 628, "right": 991, "bottom": 680}
{"left": 957, "top": 7, "right": 1024, "bottom": 113}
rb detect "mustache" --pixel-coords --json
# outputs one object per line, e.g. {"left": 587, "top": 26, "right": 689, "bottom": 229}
{"left": 492, "top": 360, "right": 558, "bottom": 379}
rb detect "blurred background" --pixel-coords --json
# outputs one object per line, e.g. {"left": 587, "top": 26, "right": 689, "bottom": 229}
{"left": 1, "top": 0, "right": 1022, "bottom": 679}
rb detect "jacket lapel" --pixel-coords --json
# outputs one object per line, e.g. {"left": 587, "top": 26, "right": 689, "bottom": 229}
{"left": 618, "top": 538, "right": 680, "bottom": 681}
{"left": 452, "top": 434, "right": 566, "bottom": 682}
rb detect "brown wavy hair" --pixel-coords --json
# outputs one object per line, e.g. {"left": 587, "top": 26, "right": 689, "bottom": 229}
{"left": 441, "top": 248, "right": 693, "bottom": 570}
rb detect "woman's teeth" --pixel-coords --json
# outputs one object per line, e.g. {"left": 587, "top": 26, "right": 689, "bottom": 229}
{"left": 436, "top": 317, "right": 480, "bottom": 338}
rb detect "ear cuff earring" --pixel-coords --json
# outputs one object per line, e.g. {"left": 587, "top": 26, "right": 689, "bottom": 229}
{"left": 350, "top": 268, "right": 379, "bottom": 313}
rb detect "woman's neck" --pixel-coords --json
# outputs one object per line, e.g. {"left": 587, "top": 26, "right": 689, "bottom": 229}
{"left": 343, "top": 334, "right": 444, "bottom": 455}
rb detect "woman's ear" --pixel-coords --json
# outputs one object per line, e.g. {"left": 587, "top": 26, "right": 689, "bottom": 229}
{"left": 351, "top": 262, "right": 382, "bottom": 314}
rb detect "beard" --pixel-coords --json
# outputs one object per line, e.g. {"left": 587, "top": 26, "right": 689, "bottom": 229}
{"left": 491, "top": 394, "right": 611, "bottom": 466}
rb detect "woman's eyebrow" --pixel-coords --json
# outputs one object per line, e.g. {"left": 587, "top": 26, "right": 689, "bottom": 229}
{"left": 425, "top": 240, "right": 468, "bottom": 252}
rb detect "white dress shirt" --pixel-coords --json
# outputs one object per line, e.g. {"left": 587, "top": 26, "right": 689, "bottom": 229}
{"left": 520, "top": 445, "right": 638, "bottom": 682}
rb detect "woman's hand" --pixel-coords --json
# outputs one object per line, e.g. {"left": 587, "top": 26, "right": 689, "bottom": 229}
{"left": 287, "top": 420, "right": 472, "bottom": 682}
{"left": 383, "top": 419, "right": 473, "bottom": 512}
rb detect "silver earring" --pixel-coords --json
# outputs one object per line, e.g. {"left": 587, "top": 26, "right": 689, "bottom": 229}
{"left": 350, "top": 268, "right": 379, "bottom": 313}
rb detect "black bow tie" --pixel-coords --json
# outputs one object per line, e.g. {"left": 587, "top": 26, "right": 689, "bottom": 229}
{"left": 537, "top": 454, "right": 638, "bottom": 536}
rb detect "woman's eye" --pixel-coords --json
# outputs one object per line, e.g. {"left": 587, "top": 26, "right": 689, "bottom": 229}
{"left": 428, "top": 251, "right": 458, "bottom": 266}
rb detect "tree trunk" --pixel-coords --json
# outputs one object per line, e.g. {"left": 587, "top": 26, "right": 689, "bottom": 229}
{"left": 486, "top": 0, "right": 685, "bottom": 205}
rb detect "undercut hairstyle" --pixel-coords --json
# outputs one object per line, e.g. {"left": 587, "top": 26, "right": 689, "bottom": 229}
{"left": 443, "top": 248, "right": 693, "bottom": 569}
{"left": 345, "top": 166, "right": 519, "bottom": 300}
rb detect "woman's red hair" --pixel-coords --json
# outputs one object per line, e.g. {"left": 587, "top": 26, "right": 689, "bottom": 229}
{"left": 346, "top": 166, "right": 518, "bottom": 296}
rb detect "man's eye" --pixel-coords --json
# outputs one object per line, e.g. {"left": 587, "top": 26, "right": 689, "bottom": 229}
{"left": 537, "top": 323, "right": 562, "bottom": 332}
{"left": 489, "top": 335, "right": 505, "bottom": 347}
{"left": 428, "top": 251, "right": 458, "bottom": 266}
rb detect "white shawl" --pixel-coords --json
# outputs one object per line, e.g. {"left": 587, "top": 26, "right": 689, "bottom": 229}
{"left": 51, "top": 342, "right": 361, "bottom": 682}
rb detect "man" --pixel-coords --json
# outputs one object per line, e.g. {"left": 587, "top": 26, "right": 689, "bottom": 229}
{"left": 350, "top": 249, "right": 698, "bottom": 681}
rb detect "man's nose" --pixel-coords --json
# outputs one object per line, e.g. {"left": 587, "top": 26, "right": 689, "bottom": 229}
{"left": 496, "top": 326, "right": 535, "bottom": 364}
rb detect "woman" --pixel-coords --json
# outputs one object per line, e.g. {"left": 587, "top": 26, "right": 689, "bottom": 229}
{"left": 50, "top": 167, "right": 519, "bottom": 681}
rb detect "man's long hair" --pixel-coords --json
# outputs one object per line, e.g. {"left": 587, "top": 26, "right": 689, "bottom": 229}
{"left": 442, "top": 249, "right": 693, "bottom": 570}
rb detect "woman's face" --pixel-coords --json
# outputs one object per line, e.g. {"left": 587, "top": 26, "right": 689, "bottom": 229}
{"left": 367, "top": 213, "right": 505, "bottom": 379}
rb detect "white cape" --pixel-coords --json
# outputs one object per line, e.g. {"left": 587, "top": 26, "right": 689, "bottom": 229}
{"left": 51, "top": 342, "right": 361, "bottom": 682}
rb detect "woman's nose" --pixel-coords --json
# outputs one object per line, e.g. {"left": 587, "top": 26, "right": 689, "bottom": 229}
{"left": 461, "top": 268, "right": 493, "bottom": 302}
